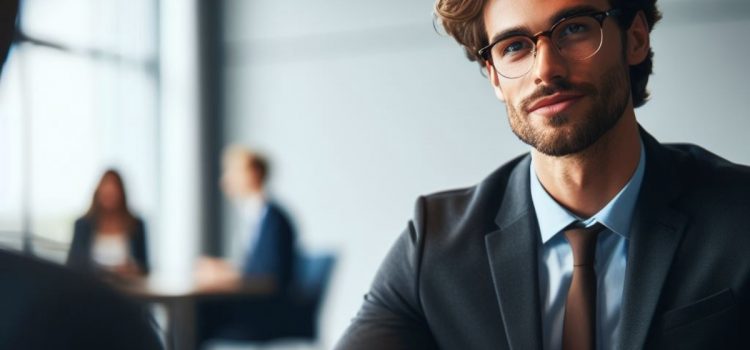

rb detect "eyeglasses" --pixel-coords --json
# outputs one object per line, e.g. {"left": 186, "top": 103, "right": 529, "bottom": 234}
{"left": 478, "top": 8, "right": 622, "bottom": 79}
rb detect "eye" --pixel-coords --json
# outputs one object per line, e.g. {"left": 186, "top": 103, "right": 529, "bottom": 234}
{"left": 558, "top": 20, "right": 592, "bottom": 38}
{"left": 498, "top": 38, "right": 533, "bottom": 59}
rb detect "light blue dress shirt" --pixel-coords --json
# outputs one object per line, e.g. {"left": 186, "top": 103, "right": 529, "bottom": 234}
{"left": 530, "top": 141, "right": 645, "bottom": 350}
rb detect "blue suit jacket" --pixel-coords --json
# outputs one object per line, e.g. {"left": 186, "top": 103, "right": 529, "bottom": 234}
{"left": 196, "top": 202, "right": 299, "bottom": 343}
{"left": 241, "top": 202, "right": 297, "bottom": 294}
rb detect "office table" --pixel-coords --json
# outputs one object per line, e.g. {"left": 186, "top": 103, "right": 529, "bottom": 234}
{"left": 114, "top": 276, "right": 275, "bottom": 350}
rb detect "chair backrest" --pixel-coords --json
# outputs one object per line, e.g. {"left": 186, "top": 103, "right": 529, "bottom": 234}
{"left": 291, "top": 252, "right": 336, "bottom": 311}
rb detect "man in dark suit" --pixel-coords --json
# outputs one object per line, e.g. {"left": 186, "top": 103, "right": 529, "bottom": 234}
{"left": 195, "top": 146, "right": 297, "bottom": 343}
{"left": 0, "top": 2, "right": 162, "bottom": 349}
{"left": 195, "top": 145, "right": 296, "bottom": 293}
{"left": 336, "top": 0, "right": 749, "bottom": 349}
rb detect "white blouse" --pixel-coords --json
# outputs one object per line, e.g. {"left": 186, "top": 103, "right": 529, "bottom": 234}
{"left": 92, "top": 233, "right": 129, "bottom": 268}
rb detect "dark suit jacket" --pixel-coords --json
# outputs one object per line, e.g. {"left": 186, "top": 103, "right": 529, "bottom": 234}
{"left": 336, "top": 129, "right": 750, "bottom": 350}
{"left": 241, "top": 202, "right": 296, "bottom": 294}
{"left": 196, "top": 202, "right": 297, "bottom": 343}
{"left": 0, "top": 249, "right": 162, "bottom": 349}
{"left": 67, "top": 216, "right": 150, "bottom": 274}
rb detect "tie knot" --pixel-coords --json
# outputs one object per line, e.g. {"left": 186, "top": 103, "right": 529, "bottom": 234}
{"left": 564, "top": 222, "right": 604, "bottom": 266}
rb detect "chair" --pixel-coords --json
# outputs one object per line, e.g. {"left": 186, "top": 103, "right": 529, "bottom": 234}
{"left": 288, "top": 252, "right": 336, "bottom": 338}
{"left": 201, "top": 252, "right": 337, "bottom": 348}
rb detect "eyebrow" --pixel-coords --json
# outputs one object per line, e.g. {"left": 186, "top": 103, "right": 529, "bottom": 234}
{"left": 487, "top": 5, "right": 602, "bottom": 44}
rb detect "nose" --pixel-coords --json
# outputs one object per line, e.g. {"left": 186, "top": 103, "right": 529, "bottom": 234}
{"left": 530, "top": 37, "right": 568, "bottom": 85}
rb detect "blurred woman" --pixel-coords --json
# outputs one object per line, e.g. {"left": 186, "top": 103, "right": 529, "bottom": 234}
{"left": 67, "top": 169, "right": 149, "bottom": 278}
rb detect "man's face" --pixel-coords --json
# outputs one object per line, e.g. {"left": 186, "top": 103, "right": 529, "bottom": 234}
{"left": 483, "top": 0, "right": 636, "bottom": 156}
{"left": 220, "top": 155, "right": 260, "bottom": 199}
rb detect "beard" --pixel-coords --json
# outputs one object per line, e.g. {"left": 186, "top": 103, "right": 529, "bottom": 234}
{"left": 505, "top": 62, "right": 631, "bottom": 157}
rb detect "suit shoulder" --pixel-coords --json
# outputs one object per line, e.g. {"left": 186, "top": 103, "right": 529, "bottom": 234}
{"left": 74, "top": 216, "right": 92, "bottom": 227}
{"left": 666, "top": 143, "right": 750, "bottom": 170}
{"left": 666, "top": 143, "right": 750, "bottom": 192}
{"left": 263, "top": 201, "right": 297, "bottom": 237}
{"left": 414, "top": 153, "right": 529, "bottom": 236}
{"left": 420, "top": 153, "right": 528, "bottom": 210}
{"left": 265, "top": 201, "right": 293, "bottom": 222}
{"left": 132, "top": 217, "right": 146, "bottom": 233}
{"left": 662, "top": 144, "right": 750, "bottom": 221}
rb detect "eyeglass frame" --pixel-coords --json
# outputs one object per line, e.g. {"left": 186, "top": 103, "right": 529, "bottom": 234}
{"left": 478, "top": 8, "right": 624, "bottom": 79}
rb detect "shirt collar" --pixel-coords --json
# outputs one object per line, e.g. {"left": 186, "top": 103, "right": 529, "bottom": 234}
{"left": 236, "top": 195, "right": 267, "bottom": 219}
{"left": 530, "top": 139, "right": 646, "bottom": 243}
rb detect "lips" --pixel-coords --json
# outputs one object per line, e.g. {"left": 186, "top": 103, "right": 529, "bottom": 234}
{"left": 526, "top": 93, "right": 584, "bottom": 116}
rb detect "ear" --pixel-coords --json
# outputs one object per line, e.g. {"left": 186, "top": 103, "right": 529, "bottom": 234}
{"left": 625, "top": 11, "right": 650, "bottom": 65}
{"left": 485, "top": 60, "right": 506, "bottom": 102}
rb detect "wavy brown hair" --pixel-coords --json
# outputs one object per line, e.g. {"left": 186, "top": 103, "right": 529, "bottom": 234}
{"left": 85, "top": 169, "right": 137, "bottom": 230}
{"left": 434, "top": 0, "right": 661, "bottom": 107}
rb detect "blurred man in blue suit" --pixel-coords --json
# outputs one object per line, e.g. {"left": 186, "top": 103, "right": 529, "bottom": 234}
{"left": 196, "top": 145, "right": 296, "bottom": 293}
{"left": 0, "top": 2, "right": 161, "bottom": 349}
{"left": 196, "top": 146, "right": 298, "bottom": 344}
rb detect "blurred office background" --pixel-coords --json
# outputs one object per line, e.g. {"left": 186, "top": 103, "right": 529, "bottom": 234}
{"left": 0, "top": 0, "right": 749, "bottom": 347}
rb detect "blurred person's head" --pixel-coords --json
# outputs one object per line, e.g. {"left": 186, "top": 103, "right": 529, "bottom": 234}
{"left": 0, "top": 0, "right": 19, "bottom": 73}
{"left": 220, "top": 145, "right": 269, "bottom": 200}
{"left": 433, "top": 0, "right": 660, "bottom": 109}
{"left": 86, "top": 169, "right": 136, "bottom": 223}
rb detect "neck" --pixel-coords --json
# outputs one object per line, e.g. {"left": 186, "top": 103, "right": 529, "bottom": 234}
{"left": 236, "top": 191, "right": 265, "bottom": 205}
{"left": 532, "top": 112, "right": 641, "bottom": 218}
{"left": 247, "top": 190, "right": 265, "bottom": 200}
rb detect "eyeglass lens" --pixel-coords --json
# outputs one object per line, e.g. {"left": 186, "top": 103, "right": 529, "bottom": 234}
{"left": 491, "top": 15, "right": 604, "bottom": 78}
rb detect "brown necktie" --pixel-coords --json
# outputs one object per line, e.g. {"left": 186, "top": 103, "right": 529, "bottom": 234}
{"left": 562, "top": 223, "right": 604, "bottom": 350}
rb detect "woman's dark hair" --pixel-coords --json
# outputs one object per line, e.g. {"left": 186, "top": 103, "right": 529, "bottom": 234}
{"left": 434, "top": 0, "right": 661, "bottom": 107}
{"left": 85, "top": 169, "right": 136, "bottom": 229}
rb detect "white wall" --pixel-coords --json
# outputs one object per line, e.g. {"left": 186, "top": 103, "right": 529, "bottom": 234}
{"left": 639, "top": 5, "right": 750, "bottom": 162}
{"left": 223, "top": 0, "right": 750, "bottom": 345}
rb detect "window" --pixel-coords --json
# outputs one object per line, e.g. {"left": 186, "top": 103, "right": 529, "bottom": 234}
{"left": 0, "top": 0, "right": 159, "bottom": 262}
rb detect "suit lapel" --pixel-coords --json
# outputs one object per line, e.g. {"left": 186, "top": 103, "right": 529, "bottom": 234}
{"left": 617, "top": 130, "right": 689, "bottom": 350}
{"left": 482, "top": 130, "right": 689, "bottom": 349}
{"left": 485, "top": 155, "right": 544, "bottom": 350}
